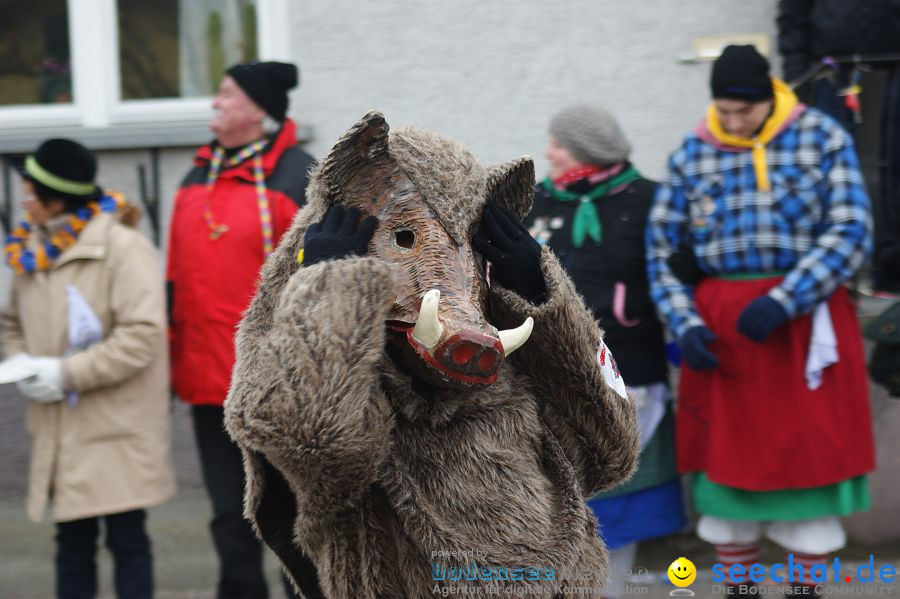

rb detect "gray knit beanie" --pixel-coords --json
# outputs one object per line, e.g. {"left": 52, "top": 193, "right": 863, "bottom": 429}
{"left": 549, "top": 104, "right": 632, "bottom": 165}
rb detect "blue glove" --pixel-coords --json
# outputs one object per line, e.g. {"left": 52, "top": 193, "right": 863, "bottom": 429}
{"left": 737, "top": 295, "right": 789, "bottom": 343}
{"left": 678, "top": 326, "right": 719, "bottom": 371}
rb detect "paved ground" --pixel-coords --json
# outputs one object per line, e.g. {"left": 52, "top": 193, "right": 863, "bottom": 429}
{"left": 0, "top": 295, "right": 898, "bottom": 597}
{"left": 0, "top": 398, "right": 298, "bottom": 599}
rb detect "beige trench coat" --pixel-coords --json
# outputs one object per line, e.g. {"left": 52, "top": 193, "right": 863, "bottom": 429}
{"left": 1, "top": 212, "right": 175, "bottom": 522}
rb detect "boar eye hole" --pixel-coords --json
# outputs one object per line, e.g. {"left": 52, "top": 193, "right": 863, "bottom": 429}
{"left": 394, "top": 228, "right": 416, "bottom": 249}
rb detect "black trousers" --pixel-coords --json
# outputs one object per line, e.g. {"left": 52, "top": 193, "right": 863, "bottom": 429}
{"left": 809, "top": 65, "right": 900, "bottom": 289}
{"left": 192, "top": 404, "right": 299, "bottom": 599}
{"left": 55, "top": 509, "right": 152, "bottom": 599}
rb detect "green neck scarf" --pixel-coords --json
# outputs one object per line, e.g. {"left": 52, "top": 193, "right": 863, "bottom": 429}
{"left": 543, "top": 165, "right": 641, "bottom": 248}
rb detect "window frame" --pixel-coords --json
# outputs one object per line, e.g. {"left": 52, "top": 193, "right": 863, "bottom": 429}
{"left": 0, "top": 0, "right": 291, "bottom": 133}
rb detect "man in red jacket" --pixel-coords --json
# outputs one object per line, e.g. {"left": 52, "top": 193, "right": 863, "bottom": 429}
{"left": 167, "top": 61, "right": 314, "bottom": 599}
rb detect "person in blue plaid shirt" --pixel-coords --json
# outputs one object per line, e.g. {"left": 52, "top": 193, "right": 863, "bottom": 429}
{"left": 647, "top": 45, "right": 876, "bottom": 597}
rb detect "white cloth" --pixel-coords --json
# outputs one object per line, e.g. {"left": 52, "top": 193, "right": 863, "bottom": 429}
{"left": 65, "top": 285, "right": 103, "bottom": 406}
{"left": 631, "top": 382, "right": 670, "bottom": 449}
{"left": 805, "top": 302, "right": 838, "bottom": 391}
{"left": 697, "top": 514, "right": 847, "bottom": 554}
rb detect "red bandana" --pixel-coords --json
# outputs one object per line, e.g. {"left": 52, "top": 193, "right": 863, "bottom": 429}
{"left": 552, "top": 163, "right": 625, "bottom": 189}
{"left": 552, "top": 165, "right": 603, "bottom": 188}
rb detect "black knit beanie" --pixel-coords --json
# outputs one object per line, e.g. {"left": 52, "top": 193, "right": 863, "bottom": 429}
{"left": 711, "top": 45, "right": 774, "bottom": 102}
{"left": 24, "top": 138, "right": 98, "bottom": 198}
{"left": 225, "top": 61, "right": 299, "bottom": 122}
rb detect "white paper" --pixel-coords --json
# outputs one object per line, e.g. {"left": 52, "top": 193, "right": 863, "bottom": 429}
{"left": 67, "top": 285, "right": 103, "bottom": 350}
{"left": 0, "top": 354, "right": 38, "bottom": 384}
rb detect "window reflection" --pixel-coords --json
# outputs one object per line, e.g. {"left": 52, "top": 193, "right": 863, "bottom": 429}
{"left": 0, "top": 0, "right": 72, "bottom": 106}
{"left": 118, "top": 0, "right": 259, "bottom": 100}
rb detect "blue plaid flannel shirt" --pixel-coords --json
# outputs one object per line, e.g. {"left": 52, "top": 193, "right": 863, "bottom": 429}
{"left": 646, "top": 107, "right": 872, "bottom": 339}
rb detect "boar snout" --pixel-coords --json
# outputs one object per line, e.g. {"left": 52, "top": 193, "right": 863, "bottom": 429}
{"left": 407, "top": 289, "right": 533, "bottom": 384}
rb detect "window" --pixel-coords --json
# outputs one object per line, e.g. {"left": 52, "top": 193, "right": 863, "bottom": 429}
{"left": 0, "top": 0, "right": 289, "bottom": 135}
{"left": 118, "top": 0, "right": 259, "bottom": 100}
{"left": 0, "top": 0, "right": 72, "bottom": 105}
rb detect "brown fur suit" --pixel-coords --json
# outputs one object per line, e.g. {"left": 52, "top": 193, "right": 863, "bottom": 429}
{"left": 224, "top": 112, "right": 639, "bottom": 598}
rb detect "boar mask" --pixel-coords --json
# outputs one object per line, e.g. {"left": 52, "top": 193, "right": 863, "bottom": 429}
{"left": 306, "top": 111, "right": 535, "bottom": 389}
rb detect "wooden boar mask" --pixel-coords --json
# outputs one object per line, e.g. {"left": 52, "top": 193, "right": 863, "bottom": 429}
{"left": 316, "top": 111, "right": 535, "bottom": 388}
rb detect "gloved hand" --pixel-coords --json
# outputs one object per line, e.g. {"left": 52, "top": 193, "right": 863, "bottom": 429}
{"left": 737, "top": 295, "right": 789, "bottom": 343}
{"left": 301, "top": 206, "right": 378, "bottom": 267}
{"left": 678, "top": 325, "right": 719, "bottom": 371}
{"left": 667, "top": 244, "right": 706, "bottom": 286}
{"left": 473, "top": 202, "right": 547, "bottom": 305}
{"left": 15, "top": 356, "right": 65, "bottom": 403}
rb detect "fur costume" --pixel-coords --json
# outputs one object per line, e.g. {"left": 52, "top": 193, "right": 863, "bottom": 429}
{"left": 224, "top": 112, "right": 639, "bottom": 598}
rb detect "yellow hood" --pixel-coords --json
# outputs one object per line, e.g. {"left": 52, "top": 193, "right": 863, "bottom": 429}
{"left": 704, "top": 78, "right": 800, "bottom": 192}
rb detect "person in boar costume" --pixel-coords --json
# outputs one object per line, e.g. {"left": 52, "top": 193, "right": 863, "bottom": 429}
{"left": 224, "top": 111, "right": 640, "bottom": 598}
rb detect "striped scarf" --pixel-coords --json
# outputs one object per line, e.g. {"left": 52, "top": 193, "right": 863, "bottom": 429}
{"left": 203, "top": 138, "right": 275, "bottom": 257}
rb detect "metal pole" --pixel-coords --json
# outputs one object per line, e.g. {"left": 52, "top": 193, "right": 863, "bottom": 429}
{"left": 151, "top": 147, "right": 161, "bottom": 246}
{"left": 790, "top": 53, "right": 900, "bottom": 89}
{"left": 1, "top": 156, "right": 12, "bottom": 235}
{"left": 136, "top": 149, "right": 162, "bottom": 247}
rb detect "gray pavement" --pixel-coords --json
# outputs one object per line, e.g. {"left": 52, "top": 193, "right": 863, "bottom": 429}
{"left": 0, "top": 397, "right": 293, "bottom": 599}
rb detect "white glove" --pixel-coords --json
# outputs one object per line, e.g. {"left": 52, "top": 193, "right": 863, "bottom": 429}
{"left": 16, "top": 356, "right": 65, "bottom": 403}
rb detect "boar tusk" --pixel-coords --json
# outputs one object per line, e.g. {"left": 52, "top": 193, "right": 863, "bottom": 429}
{"left": 412, "top": 289, "right": 444, "bottom": 349}
{"left": 498, "top": 317, "right": 533, "bottom": 356}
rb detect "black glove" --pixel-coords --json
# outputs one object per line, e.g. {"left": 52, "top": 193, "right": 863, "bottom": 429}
{"left": 302, "top": 206, "right": 378, "bottom": 267}
{"left": 678, "top": 325, "right": 719, "bottom": 371}
{"left": 736, "top": 295, "right": 789, "bottom": 343}
{"left": 473, "top": 202, "right": 547, "bottom": 305}
{"left": 667, "top": 244, "right": 706, "bottom": 286}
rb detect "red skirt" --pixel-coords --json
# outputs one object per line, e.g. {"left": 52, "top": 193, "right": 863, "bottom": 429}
{"left": 677, "top": 277, "right": 875, "bottom": 491}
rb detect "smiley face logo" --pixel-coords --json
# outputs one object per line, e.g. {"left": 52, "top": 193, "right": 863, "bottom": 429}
{"left": 668, "top": 557, "right": 696, "bottom": 587}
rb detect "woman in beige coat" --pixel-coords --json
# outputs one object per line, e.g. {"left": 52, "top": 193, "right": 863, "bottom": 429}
{"left": 1, "top": 139, "right": 175, "bottom": 599}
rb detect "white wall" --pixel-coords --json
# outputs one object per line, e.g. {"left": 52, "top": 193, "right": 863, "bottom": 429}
{"left": 0, "top": 1, "right": 779, "bottom": 303}
{"left": 293, "top": 0, "right": 778, "bottom": 180}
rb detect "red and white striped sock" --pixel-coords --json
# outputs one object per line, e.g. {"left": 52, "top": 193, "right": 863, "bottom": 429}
{"left": 787, "top": 551, "right": 828, "bottom": 591}
{"left": 715, "top": 543, "right": 761, "bottom": 586}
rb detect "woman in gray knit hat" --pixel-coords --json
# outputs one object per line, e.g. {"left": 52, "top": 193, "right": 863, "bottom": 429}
{"left": 526, "top": 104, "right": 685, "bottom": 598}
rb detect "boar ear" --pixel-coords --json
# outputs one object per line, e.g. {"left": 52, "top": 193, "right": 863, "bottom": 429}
{"left": 320, "top": 111, "right": 393, "bottom": 207}
{"left": 485, "top": 156, "right": 535, "bottom": 221}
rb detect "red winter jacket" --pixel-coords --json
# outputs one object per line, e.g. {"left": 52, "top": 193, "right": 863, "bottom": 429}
{"left": 167, "top": 119, "right": 315, "bottom": 405}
